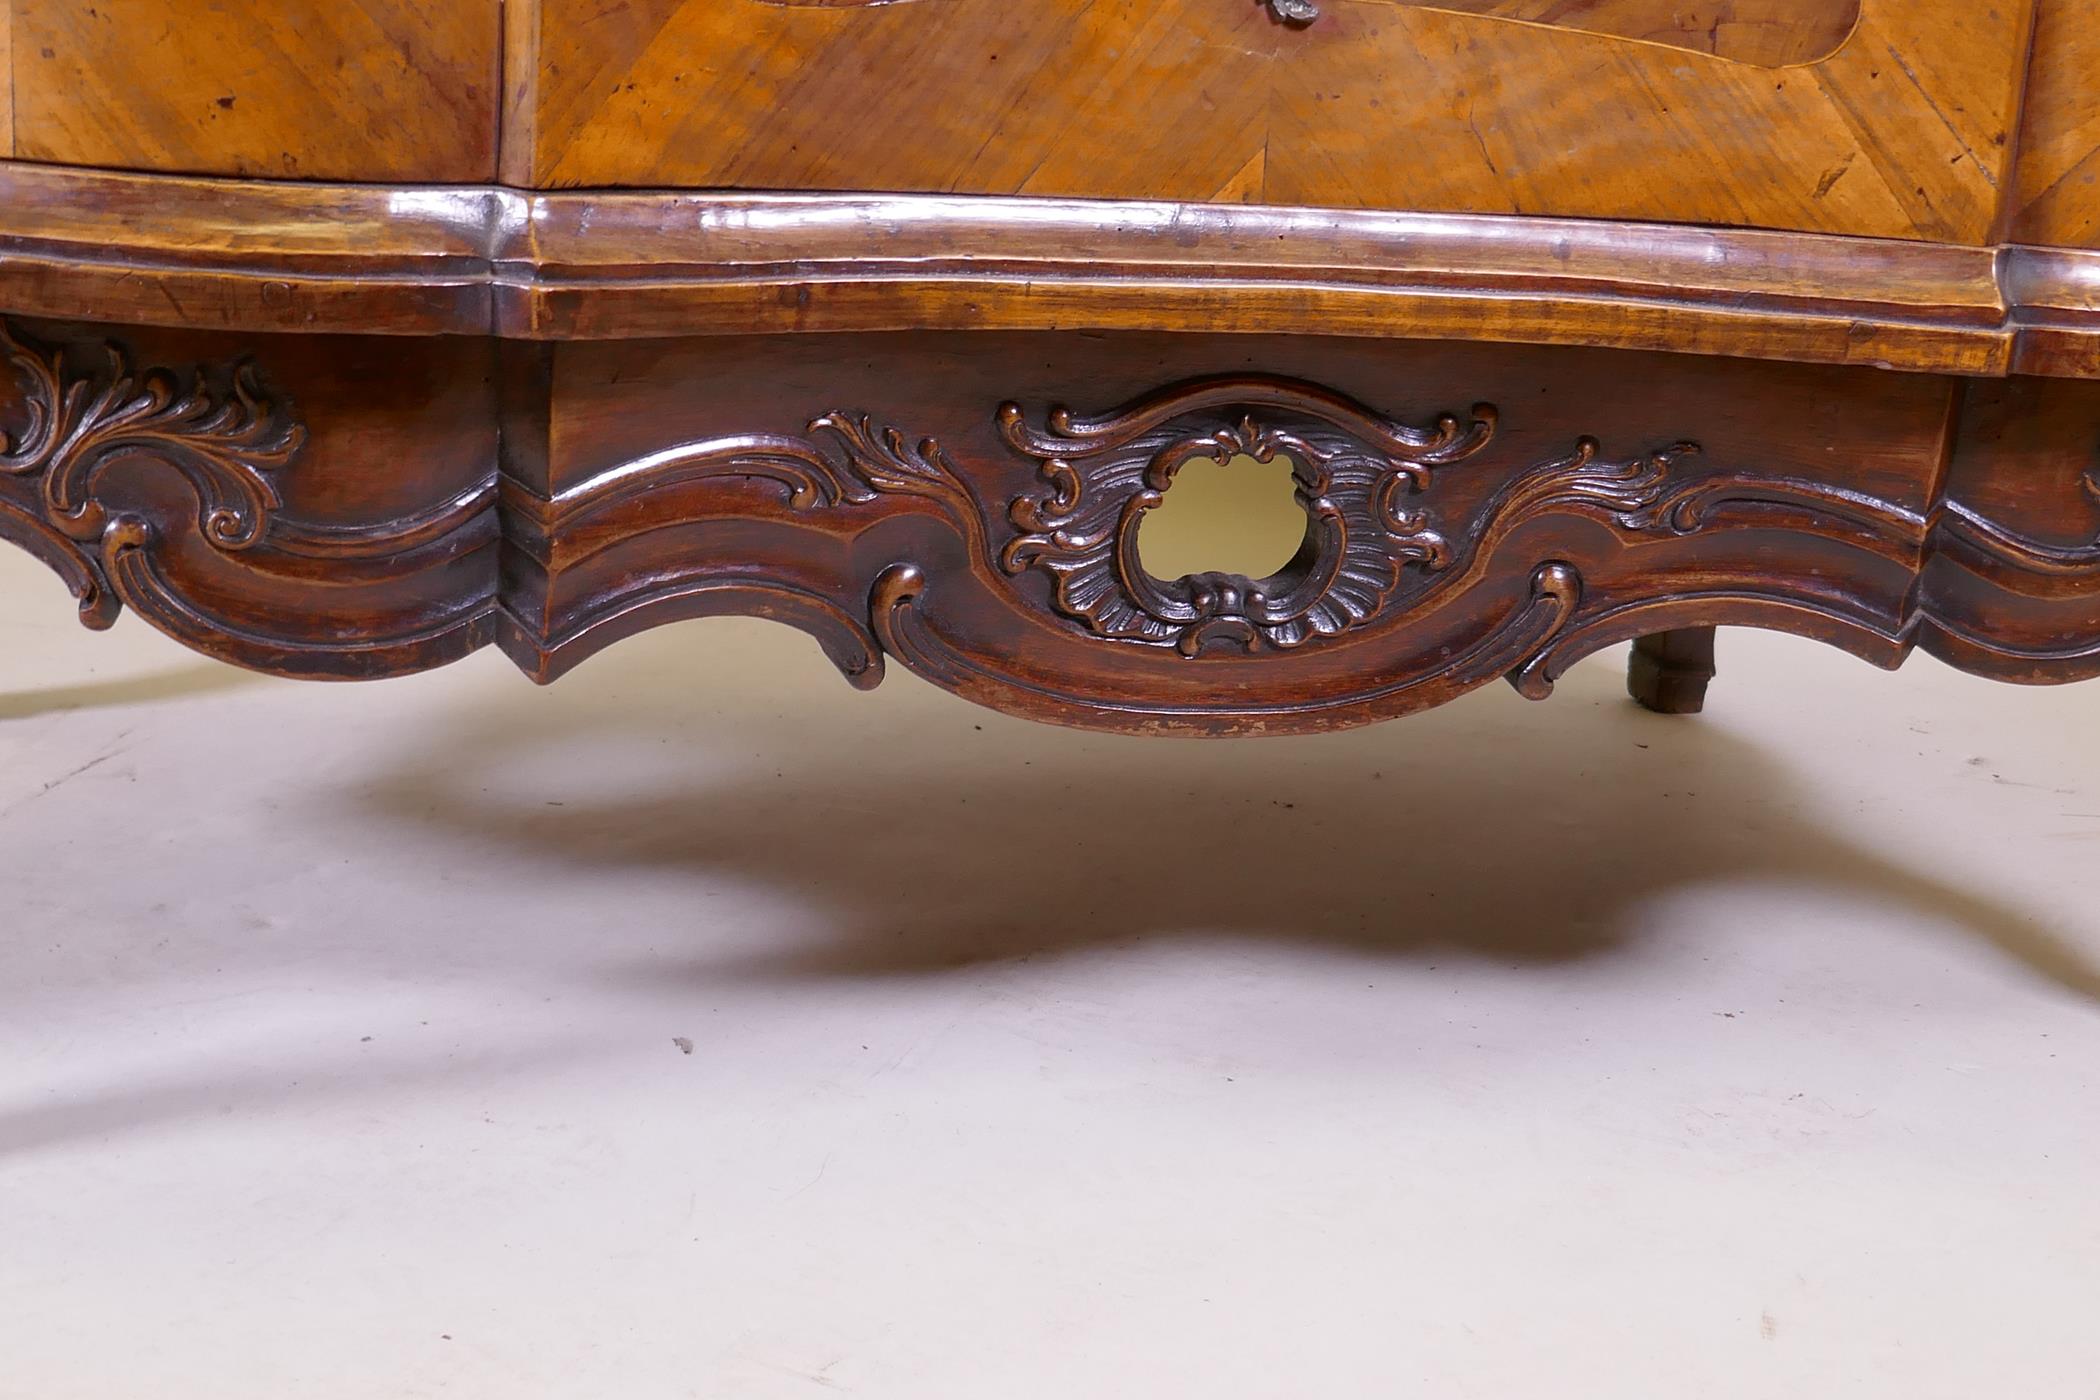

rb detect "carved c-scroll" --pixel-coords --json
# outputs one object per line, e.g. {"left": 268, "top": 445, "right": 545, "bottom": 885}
{"left": 0, "top": 320, "right": 305, "bottom": 629}
{"left": 994, "top": 376, "right": 1704, "bottom": 659}
{"left": 0, "top": 318, "right": 501, "bottom": 679}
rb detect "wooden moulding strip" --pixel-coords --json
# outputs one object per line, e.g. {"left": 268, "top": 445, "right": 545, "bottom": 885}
{"left": 0, "top": 162, "right": 2092, "bottom": 378}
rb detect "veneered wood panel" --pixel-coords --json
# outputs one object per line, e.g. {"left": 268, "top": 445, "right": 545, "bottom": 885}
{"left": 517, "top": 0, "right": 2027, "bottom": 243}
{"left": 501, "top": 0, "right": 542, "bottom": 187}
{"left": 2011, "top": 0, "right": 2100, "bottom": 248}
{"left": 1, "top": 3, "right": 14, "bottom": 156}
{"left": 10, "top": 0, "right": 501, "bottom": 181}
{"left": 1268, "top": 2, "right": 1988, "bottom": 233}
{"left": 1380, "top": 0, "right": 1861, "bottom": 65}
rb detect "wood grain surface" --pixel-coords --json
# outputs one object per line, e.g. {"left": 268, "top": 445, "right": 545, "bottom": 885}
{"left": 0, "top": 3, "right": 13, "bottom": 157}
{"left": 2, "top": 0, "right": 2096, "bottom": 252}
{"left": 2, "top": 1, "right": 2090, "bottom": 247}
{"left": 7, "top": 318, "right": 2098, "bottom": 729}
{"left": 506, "top": 0, "right": 2027, "bottom": 242}
{"left": 1373, "top": 0, "right": 1861, "bottom": 65}
{"left": 5, "top": 0, "right": 500, "bottom": 181}
{"left": 2013, "top": 0, "right": 2100, "bottom": 249}
{"left": 6, "top": 166, "right": 2099, "bottom": 379}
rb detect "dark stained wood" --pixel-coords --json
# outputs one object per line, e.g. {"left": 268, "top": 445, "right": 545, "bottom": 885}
{"left": 1919, "top": 375, "right": 2100, "bottom": 683}
{"left": 6, "top": 2, "right": 2100, "bottom": 738}
{"left": 0, "top": 318, "right": 497, "bottom": 678}
{"left": 492, "top": 331, "right": 1953, "bottom": 731}
{"left": 11, "top": 317, "right": 2100, "bottom": 735}
{"left": 1628, "top": 629, "right": 1719, "bottom": 714}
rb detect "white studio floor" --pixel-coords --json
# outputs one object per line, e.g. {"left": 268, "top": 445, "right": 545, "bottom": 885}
{"left": 2, "top": 543, "right": 2097, "bottom": 1399}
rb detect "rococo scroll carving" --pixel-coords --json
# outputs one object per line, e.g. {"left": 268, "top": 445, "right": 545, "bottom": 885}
{"left": 532, "top": 412, "right": 969, "bottom": 533}
{"left": 1937, "top": 469, "right": 2100, "bottom": 577}
{"left": 995, "top": 376, "right": 1699, "bottom": 658}
{"left": 0, "top": 322, "right": 302, "bottom": 551}
{"left": 0, "top": 318, "right": 509, "bottom": 679}
{"left": 0, "top": 320, "right": 305, "bottom": 627}
{"left": 872, "top": 556, "right": 1587, "bottom": 732}
{"left": 16, "top": 335, "right": 2100, "bottom": 727}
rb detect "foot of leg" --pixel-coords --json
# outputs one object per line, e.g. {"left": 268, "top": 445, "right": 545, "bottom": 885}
{"left": 1627, "top": 627, "right": 1717, "bottom": 714}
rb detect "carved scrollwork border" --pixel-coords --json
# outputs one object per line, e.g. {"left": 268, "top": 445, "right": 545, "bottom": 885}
{"left": 0, "top": 322, "right": 303, "bottom": 552}
{"left": 13, "top": 334, "right": 2100, "bottom": 726}
{"left": 523, "top": 412, "right": 970, "bottom": 539}
{"left": 992, "top": 375, "right": 1711, "bottom": 660}
{"left": 871, "top": 557, "right": 1586, "bottom": 730}
{"left": 0, "top": 319, "right": 306, "bottom": 631}
{"left": 0, "top": 318, "right": 501, "bottom": 676}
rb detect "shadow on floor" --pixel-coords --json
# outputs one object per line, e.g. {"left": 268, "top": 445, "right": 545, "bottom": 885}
{"left": 0, "top": 663, "right": 260, "bottom": 721}
{"left": 4, "top": 629, "right": 2095, "bottom": 1160}
{"left": 345, "top": 638, "right": 2100, "bottom": 1002}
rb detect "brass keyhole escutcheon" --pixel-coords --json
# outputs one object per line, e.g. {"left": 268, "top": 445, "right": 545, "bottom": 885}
{"left": 1138, "top": 452, "right": 1309, "bottom": 587}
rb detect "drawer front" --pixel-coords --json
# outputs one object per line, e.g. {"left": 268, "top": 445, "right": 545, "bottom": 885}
{"left": 514, "top": 0, "right": 2028, "bottom": 242}
{"left": 0, "top": 0, "right": 500, "bottom": 182}
{"left": 2014, "top": 0, "right": 2100, "bottom": 249}
{"left": 3, "top": 1, "right": 2092, "bottom": 251}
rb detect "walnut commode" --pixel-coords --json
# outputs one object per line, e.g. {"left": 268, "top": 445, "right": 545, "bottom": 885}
{"left": 3, "top": 1, "right": 2099, "bottom": 734}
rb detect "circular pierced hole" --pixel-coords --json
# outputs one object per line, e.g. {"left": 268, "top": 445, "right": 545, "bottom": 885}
{"left": 1138, "top": 452, "right": 1308, "bottom": 583}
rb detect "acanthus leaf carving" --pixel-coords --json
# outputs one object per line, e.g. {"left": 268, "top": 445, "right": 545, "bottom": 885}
{"left": 993, "top": 376, "right": 1706, "bottom": 660}
{"left": 16, "top": 336, "right": 2097, "bottom": 726}
{"left": 0, "top": 318, "right": 509, "bottom": 678}
{"left": 535, "top": 412, "right": 972, "bottom": 533}
{"left": 0, "top": 318, "right": 309, "bottom": 638}
{"left": 0, "top": 321, "right": 304, "bottom": 553}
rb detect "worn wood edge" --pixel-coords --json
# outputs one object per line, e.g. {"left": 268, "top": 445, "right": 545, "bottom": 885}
{"left": 2006, "top": 246, "right": 2100, "bottom": 378}
{"left": 1, "top": 163, "right": 2097, "bottom": 378}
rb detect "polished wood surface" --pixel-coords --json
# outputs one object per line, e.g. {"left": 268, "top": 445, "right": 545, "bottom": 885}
{"left": 507, "top": 0, "right": 2026, "bottom": 241}
{"left": 6, "top": 318, "right": 2099, "bottom": 733}
{"left": 2013, "top": 0, "right": 2100, "bottom": 249}
{"left": 5, "top": 0, "right": 2100, "bottom": 736}
{"left": 8, "top": 165, "right": 2100, "bottom": 379}
{"left": 4, "top": 1, "right": 2095, "bottom": 249}
{"left": 5, "top": 0, "right": 500, "bottom": 182}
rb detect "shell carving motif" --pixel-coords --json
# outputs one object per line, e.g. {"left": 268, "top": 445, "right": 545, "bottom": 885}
{"left": 997, "top": 377, "right": 1496, "bottom": 657}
